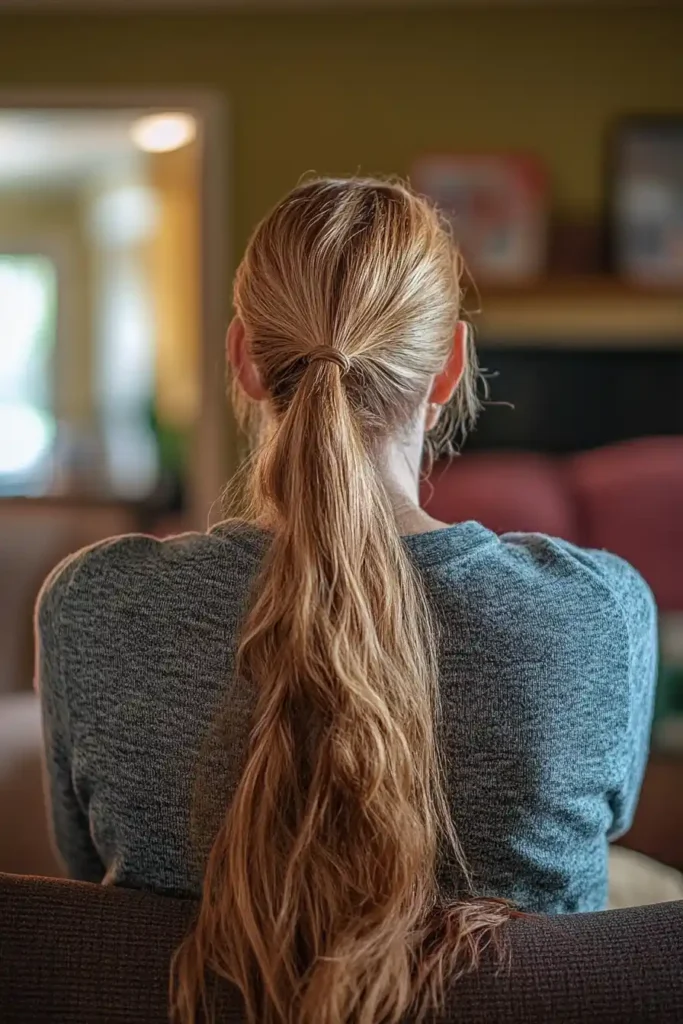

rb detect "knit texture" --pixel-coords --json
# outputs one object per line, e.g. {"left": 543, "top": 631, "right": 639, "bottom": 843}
{"left": 37, "top": 520, "right": 657, "bottom": 913}
{"left": 2, "top": 873, "right": 682, "bottom": 1024}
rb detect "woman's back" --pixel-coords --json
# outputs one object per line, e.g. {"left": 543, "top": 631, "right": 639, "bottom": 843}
{"left": 37, "top": 178, "right": 658, "bottom": 1024}
{"left": 39, "top": 518, "right": 655, "bottom": 913}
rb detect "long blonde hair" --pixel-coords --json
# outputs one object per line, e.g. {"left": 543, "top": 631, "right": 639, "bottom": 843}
{"left": 172, "top": 178, "right": 508, "bottom": 1024}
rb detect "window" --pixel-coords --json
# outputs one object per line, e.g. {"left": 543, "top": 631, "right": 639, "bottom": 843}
{"left": 0, "top": 254, "right": 57, "bottom": 490}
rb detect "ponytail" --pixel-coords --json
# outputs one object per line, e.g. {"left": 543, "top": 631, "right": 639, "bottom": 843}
{"left": 172, "top": 178, "right": 508, "bottom": 1024}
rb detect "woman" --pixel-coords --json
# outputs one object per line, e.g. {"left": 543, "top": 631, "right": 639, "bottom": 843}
{"left": 37, "top": 178, "right": 657, "bottom": 1024}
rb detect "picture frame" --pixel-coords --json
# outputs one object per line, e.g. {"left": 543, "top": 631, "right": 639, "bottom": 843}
{"left": 411, "top": 153, "right": 548, "bottom": 286}
{"left": 609, "top": 116, "right": 683, "bottom": 287}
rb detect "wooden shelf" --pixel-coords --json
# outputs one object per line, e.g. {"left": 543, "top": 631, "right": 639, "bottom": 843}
{"left": 470, "top": 276, "right": 683, "bottom": 346}
{"left": 476, "top": 276, "right": 683, "bottom": 300}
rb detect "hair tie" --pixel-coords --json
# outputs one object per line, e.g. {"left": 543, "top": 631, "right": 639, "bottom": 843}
{"left": 307, "top": 347, "right": 352, "bottom": 375}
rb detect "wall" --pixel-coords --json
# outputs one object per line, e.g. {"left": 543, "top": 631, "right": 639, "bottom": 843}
{"left": 147, "top": 144, "right": 201, "bottom": 431}
{"left": 0, "top": 6, "right": 680, "bottom": 268}
{"left": 0, "top": 6, "right": 680, "bottom": 495}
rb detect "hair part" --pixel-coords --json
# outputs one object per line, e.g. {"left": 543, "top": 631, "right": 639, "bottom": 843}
{"left": 172, "top": 177, "right": 508, "bottom": 1024}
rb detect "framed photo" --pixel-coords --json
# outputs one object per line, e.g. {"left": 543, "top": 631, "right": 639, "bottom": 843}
{"left": 609, "top": 117, "right": 683, "bottom": 287}
{"left": 411, "top": 153, "right": 548, "bottom": 286}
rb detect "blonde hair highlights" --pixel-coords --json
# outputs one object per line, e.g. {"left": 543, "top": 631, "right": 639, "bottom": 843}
{"left": 172, "top": 178, "right": 508, "bottom": 1024}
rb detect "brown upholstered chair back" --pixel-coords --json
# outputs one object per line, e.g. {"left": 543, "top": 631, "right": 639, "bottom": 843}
{"left": 1, "top": 873, "right": 682, "bottom": 1023}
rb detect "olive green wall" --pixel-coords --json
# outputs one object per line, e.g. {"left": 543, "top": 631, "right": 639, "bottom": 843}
{"left": 1, "top": 6, "right": 679, "bottom": 497}
{"left": 0, "top": 6, "right": 681, "bottom": 266}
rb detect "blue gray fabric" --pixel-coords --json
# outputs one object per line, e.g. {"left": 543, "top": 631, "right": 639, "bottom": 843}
{"left": 37, "top": 521, "right": 657, "bottom": 913}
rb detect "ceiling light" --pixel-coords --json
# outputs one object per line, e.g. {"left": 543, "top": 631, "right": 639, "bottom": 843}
{"left": 130, "top": 113, "right": 196, "bottom": 154}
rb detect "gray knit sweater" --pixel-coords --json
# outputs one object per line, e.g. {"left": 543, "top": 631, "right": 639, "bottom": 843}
{"left": 37, "top": 521, "right": 657, "bottom": 913}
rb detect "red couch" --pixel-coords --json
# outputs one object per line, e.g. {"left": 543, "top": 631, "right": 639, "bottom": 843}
{"left": 423, "top": 437, "right": 683, "bottom": 612}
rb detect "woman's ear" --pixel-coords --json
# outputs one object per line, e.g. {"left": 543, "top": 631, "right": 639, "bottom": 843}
{"left": 227, "top": 317, "right": 267, "bottom": 401}
{"left": 429, "top": 320, "right": 467, "bottom": 407}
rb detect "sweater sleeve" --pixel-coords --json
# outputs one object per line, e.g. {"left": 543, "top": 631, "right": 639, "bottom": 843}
{"left": 587, "top": 551, "right": 659, "bottom": 839}
{"left": 35, "top": 555, "right": 106, "bottom": 883}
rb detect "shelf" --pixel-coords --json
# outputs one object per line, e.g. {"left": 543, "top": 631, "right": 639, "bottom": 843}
{"left": 470, "top": 277, "right": 683, "bottom": 346}
{"left": 476, "top": 277, "right": 683, "bottom": 299}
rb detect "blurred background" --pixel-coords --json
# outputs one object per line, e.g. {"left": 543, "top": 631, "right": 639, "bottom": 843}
{"left": 0, "top": 108, "right": 201, "bottom": 508}
{"left": 0, "top": 0, "right": 681, "bottom": 885}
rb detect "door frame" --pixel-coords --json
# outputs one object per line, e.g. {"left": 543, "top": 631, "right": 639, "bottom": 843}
{"left": 0, "top": 88, "right": 231, "bottom": 529}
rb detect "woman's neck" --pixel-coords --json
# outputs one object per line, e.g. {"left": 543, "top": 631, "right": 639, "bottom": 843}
{"left": 380, "top": 435, "right": 449, "bottom": 536}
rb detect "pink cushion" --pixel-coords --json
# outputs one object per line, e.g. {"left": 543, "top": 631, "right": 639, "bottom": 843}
{"left": 422, "top": 453, "right": 579, "bottom": 541}
{"left": 567, "top": 437, "right": 683, "bottom": 612}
